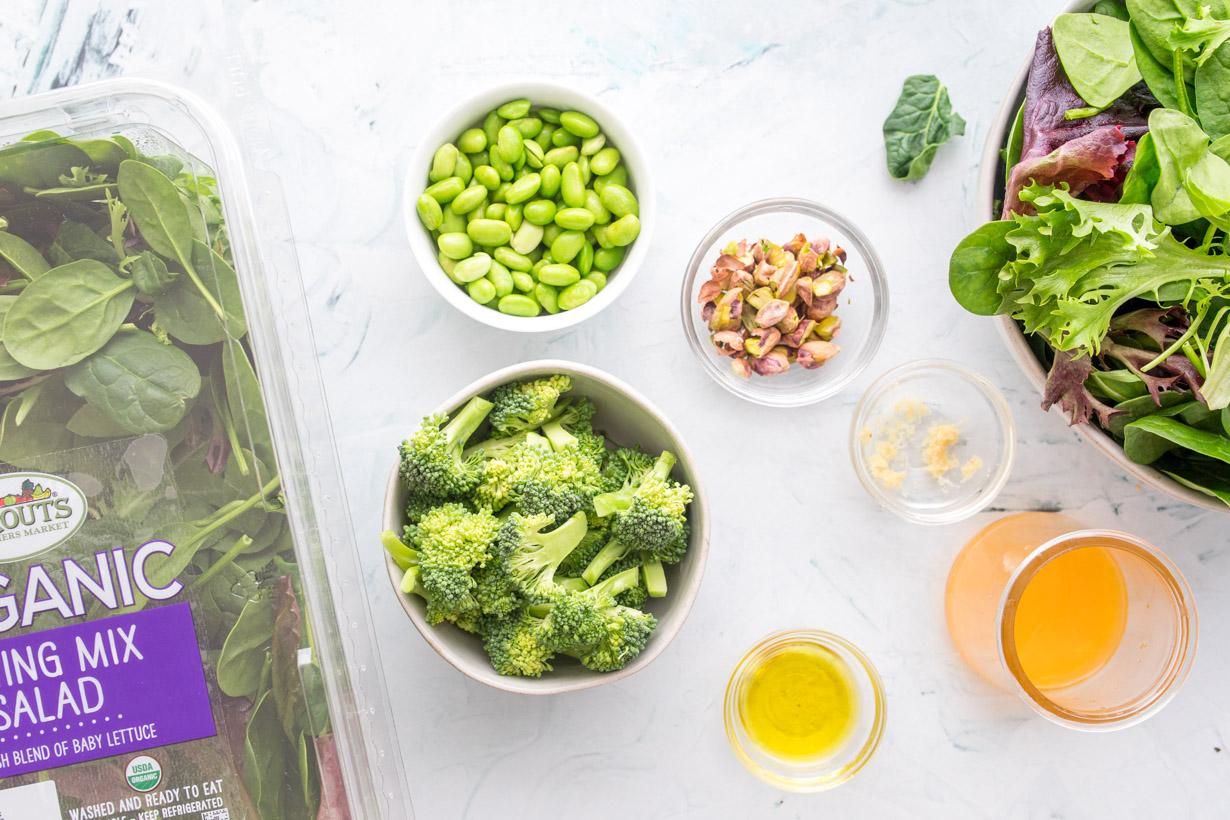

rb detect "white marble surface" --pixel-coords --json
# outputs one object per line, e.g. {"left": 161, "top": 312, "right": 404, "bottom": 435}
{"left": 4, "top": 1, "right": 1229, "bottom": 817}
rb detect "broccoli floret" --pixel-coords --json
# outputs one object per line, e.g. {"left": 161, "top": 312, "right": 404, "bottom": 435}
{"left": 482, "top": 610, "right": 555, "bottom": 677}
{"left": 487, "top": 375, "right": 571, "bottom": 435}
{"left": 498, "top": 511, "right": 589, "bottom": 597}
{"left": 533, "top": 567, "right": 641, "bottom": 654}
{"left": 598, "top": 446, "right": 656, "bottom": 495}
{"left": 384, "top": 531, "right": 485, "bottom": 633}
{"left": 568, "top": 604, "right": 657, "bottom": 672}
{"left": 399, "top": 396, "right": 493, "bottom": 498}
{"left": 600, "top": 553, "right": 652, "bottom": 607}
{"left": 558, "top": 523, "right": 608, "bottom": 578}
{"left": 413, "top": 503, "right": 501, "bottom": 617}
{"left": 582, "top": 452, "right": 693, "bottom": 584}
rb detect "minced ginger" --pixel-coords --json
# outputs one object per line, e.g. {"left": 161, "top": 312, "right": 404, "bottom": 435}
{"left": 864, "top": 398, "right": 982, "bottom": 490}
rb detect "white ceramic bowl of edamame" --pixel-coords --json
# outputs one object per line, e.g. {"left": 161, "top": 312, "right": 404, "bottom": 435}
{"left": 405, "top": 82, "right": 654, "bottom": 333}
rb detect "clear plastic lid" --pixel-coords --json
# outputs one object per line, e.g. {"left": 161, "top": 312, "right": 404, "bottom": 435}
{"left": 0, "top": 80, "right": 410, "bottom": 818}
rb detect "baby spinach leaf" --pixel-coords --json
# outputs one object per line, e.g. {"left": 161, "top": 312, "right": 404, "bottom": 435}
{"left": 1148, "top": 108, "right": 1228, "bottom": 224}
{"left": 948, "top": 220, "right": 1014, "bottom": 315}
{"left": 64, "top": 328, "right": 202, "bottom": 434}
{"left": 66, "top": 402, "right": 132, "bottom": 438}
{"left": 32, "top": 182, "right": 117, "bottom": 202}
{"left": 0, "top": 138, "right": 91, "bottom": 189}
{"left": 1123, "top": 413, "right": 1230, "bottom": 464}
{"left": 1094, "top": 0, "right": 1130, "bottom": 19}
{"left": 882, "top": 74, "right": 966, "bottom": 181}
{"left": 0, "top": 298, "right": 37, "bottom": 381}
{"left": 3, "top": 259, "right": 134, "bottom": 370}
{"left": 1053, "top": 13, "right": 1142, "bottom": 108}
{"left": 219, "top": 594, "right": 275, "bottom": 699}
{"left": 1003, "top": 101, "right": 1026, "bottom": 193}
{"left": 243, "top": 689, "right": 291, "bottom": 819}
{"left": 1162, "top": 461, "right": 1230, "bottom": 504}
{"left": 1130, "top": 21, "right": 1183, "bottom": 109}
{"left": 0, "top": 378, "right": 78, "bottom": 467}
{"left": 1196, "top": 41, "right": 1230, "bottom": 139}
{"left": 117, "top": 159, "right": 194, "bottom": 267}
{"left": 152, "top": 240, "right": 244, "bottom": 344}
{"left": 128, "top": 250, "right": 179, "bottom": 296}
{"left": 1120, "top": 131, "right": 1160, "bottom": 203}
{"left": 224, "top": 337, "right": 274, "bottom": 468}
{"left": 0, "top": 231, "right": 50, "bottom": 279}
{"left": 48, "top": 220, "right": 117, "bottom": 266}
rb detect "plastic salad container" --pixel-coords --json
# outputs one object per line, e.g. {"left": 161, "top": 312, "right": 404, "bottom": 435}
{"left": 0, "top": 80, "right": 411, "bottom": 818}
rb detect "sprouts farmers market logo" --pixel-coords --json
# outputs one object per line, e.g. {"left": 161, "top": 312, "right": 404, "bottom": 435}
{"left": 0, "top": 472, "right": 86, "bottom": 561}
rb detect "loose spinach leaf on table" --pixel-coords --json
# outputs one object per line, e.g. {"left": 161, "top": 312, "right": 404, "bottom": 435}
{"left": 1053, "top": 13, "right": 1143, "bottom": 109}
{"left": 883, "top": 74, "right": 966, "bottom": 181}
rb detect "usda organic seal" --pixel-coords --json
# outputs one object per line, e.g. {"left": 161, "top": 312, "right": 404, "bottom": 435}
{"left": 125, "top": 755, "right": 162, "bottom": 793}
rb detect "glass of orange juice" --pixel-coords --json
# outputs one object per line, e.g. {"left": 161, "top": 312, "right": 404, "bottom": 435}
{"left": 946, "top": 512, "right": 1197, "bottom": 730}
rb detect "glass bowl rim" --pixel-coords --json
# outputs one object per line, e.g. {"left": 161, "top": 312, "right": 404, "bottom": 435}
{"left": 679, "top": 197, "right": 889, "bottom": 407}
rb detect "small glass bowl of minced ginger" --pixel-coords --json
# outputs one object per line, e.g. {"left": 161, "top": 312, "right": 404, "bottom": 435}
{"left": 849, "top": 359, "right": 1015, "bottom": 525}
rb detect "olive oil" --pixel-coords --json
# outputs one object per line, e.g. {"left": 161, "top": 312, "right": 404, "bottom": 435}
{"left": 737, "top": 643, "right": 858, "bottom": 761}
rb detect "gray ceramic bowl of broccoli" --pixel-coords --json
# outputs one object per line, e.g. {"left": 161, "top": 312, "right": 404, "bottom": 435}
{"left": 381, "top": 359, "right": 709, "bottom": 694}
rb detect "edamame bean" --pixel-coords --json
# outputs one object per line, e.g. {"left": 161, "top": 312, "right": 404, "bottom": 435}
{"left": 538, "top": 108, "right": 561, "bottom": 124}
{"left": 561, "top": 163, "right": 585, "bottom": 208}
{"left": 429, "top": 144, "right": 459, "bottom": 182}
{"left": 535, "top": 282, "right": 560, "bottom": 313}
{"left": 531, "top": 258, "right": 548, "bottom": 279}
{"left": 496, "top": 98, "right": 531, "bottom": 119}
{"left": 416, "top": 194, "right": 443, "bottom": 230}
{"left": 539, "top": 164, "right": 561, "bottom": 198}
{"left": 491, "top": 151, "right": 514, "bottom": 181}
{"left": 458, "top": 128, "right": 487, "bottom": 154}
{"left": 494, "top": 246, "right": 533, "bottom": 271}
{"left": 488, "top": 260, "right": 514, "bottom": 297}
{"left": 590, "top": 147, "right": 621, "bottom": 176}
{"left": 438, "top": 252, "right": 459, "bottom": 281}
{"left": 539, "top": 263, "right": 580, "bottom": 287}
{"left": 485, "top": 202, "right": 507, "bottom": 220}
{"left": 505, "top": 203, "right": 523, "bottom": 230}
{"left": 580, "top": 134, "right": 606, "bottom": 156}
{"left": 599, "top": 183, "right": 638, "bottom": 217}
{"left": 453, "top": 152, "right": 473, "bottom": 184}
{"left": 593, "top": 246, "right": 625, "bottom": 271}
{"left": 594, "top": 165, "right": 628, "bottom": 193}
{"left": 558, "top": 278, "right": 598, "bottom": 310}
{"left": 560, "top": 110, "right": 600, "bottom": 138}
{"left": 535, "top": 124, "right": 556, "bottom": 149}
{"left": 606, "top": 214, "right": 641, "bottom": 247}
{"left": 474, "top": 165, "right": 500, "bottom": 190}
{"left": 466, "top": 205, "right": 486, "bottom": 224}
{"left": 512, "top": 221, "right": 544, "bottom": 254}
{"left": 542, "top": 223, "right": 563, "bottom": 246}
{"left": 511, "top": 271, "right": 535, "bottom": 292}
{"left": 550, "top": 230, "right": 586, "bottom": 263}
{"left": 440, "top": 207, "right": 466, "bottom": 234}
{"left": 551, "top": 128, "right": 580, "bottom": 147}
{"left": 450, "top": 184, "right": 487, "bottom": 215}
{"left": 467, "top": 219, "right": 513, "bottom": 247}
{"left": 467, "top": 276, "right": 497, "bottom": 304}
{"left": 524, "top": 140, "right": 545, "bottom": 169}
{"left": 510, "top": 117, "right": 543, "bottom": 138}
{"left": 585, "top": 271, "right": 607, "bottom": 291}
{"left": 426, "top": 176, "right": 464, "bottom": 203}
{"left": 544, "top": 146, "right": 579, "bottom": 168}
{"left": 492, "top": 182, "right": 511, "bottom": 203}
{"left": 577, "top": 156, "right": 591, "bottom": 185}
{"left": 575, "top": 242, "right": 594, "bottom": 275}
{"left": 437, "top": 232, "right": 473, "bottom": 260}
{"left": 505, "top": 173, "right": 541, "bottom": 205}
{"left": 554, "top": 207, "right": 595, "bottom": 231}
{"left": 496, "top": 125, "right": 524, "bottom": 166}
{"left": 453, "top": 252, "right": 492, "bottom": 283}
{"left": 498, "top": 294, "right": 540, "bottom": 316}
{"left": 592, "top": 224, "right": 614, "bottom": 249}
{"left": 469, "top": 150, "right": 489, "bottom": 167}
{"left": 584, "top": 190, "right": 611, "bottom": 225}
{"left": 482, "top": 111, "right": 504, "bottom": 147}
{"left": 524, "top": 199, "right": 557, "bottom": 226}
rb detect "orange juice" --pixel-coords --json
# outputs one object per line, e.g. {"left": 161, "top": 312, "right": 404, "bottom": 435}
{"left": 1013, "top": 546, "right": 1127, "bottom": 689}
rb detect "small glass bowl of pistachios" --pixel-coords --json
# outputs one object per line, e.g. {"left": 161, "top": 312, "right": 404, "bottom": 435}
{"left": 680, "top": 198, "right": 889, "bottom": 407}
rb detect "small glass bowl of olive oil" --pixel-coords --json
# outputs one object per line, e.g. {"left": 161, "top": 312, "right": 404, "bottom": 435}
{"left": 723, "top": 630, "right": 886, "bottom": 792}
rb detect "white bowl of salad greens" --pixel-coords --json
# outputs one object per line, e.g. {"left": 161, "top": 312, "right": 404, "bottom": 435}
{"left": 963, "top": 0, "right": 1230, "bottom": 512}
{"left": 380, "top": 360, "right": 708, "bottom": 694}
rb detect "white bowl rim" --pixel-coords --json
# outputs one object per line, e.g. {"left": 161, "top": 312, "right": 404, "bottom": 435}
{"left": 403, "top": 81, "right": 655, "bottom": 334}
{"left": 381, "top": 359, "right": 710, "bottom": 694}
{"left": 977, "top": 0, "right": 1226, "bottom": 514}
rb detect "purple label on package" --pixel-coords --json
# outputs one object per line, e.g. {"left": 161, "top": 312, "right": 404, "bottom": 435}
{"left": 0, "top": 602, "right": 215, "bottom": 778}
